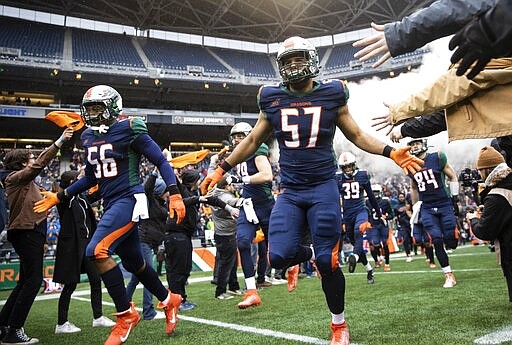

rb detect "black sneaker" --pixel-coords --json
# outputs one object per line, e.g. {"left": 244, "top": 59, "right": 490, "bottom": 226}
{"left": 1, "top": 327, "right": 39, "bottom": 344}
{"left": 348, "top": 254, "right": 357, "bottom": 273}
{"left": 367, "top": 270, "right": 375, "bottom": 285}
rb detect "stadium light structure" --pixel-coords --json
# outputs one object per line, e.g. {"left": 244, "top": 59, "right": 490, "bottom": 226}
{"left": 133, "top": 78, "right": 139, "bottom": 85}
{"left": 75, "top": 73, "right": 82, "bottom": 80}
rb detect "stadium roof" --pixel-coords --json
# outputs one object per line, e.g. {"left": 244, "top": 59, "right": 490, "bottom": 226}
{"left": 9, "top": 0, "right": 434, "bottom": 44}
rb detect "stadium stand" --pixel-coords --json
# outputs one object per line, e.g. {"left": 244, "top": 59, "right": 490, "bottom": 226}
{"left": 0, "top": 17, "right": 64, "bottom": 61}
{"left": 210, "top": 48, "right": 276, "bottom": 79}
{"left": 72, "top": 29, "right": 145, "bottom": 70}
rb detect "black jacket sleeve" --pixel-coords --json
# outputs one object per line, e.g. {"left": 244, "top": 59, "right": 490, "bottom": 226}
{"left": 400, "top": 111, "right": 447, "bottom": 138}
{"left": 470, "top": 194, "right": 510, "bottom": 241}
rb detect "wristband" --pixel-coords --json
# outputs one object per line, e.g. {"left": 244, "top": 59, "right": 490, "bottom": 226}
{"left": 219, "top": 160, "right": 233, "bottom": 172}
{"left": 382, "top": 145, "right": 394, "bottom": 158}
{"left": 167, "top": 184, "right": 180, "bottom": 195}
{"left": 242, "top": 176, "right": 251, "bottom": 184}
{"left": 449, "top": 181, "right": 459, "bottom": 196}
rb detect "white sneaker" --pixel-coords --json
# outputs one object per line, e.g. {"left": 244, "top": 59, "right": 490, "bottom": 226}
{"left": 55, "top": 321, "right": 81, "bottom": 334}
{"left": 406, "top": 256, "right": 413, "bottom": 263}
{"left": 92, "top": 315, "right": 116, "bottom": 327}
{"left": 152, "top": 311, "right": 166, "bottom": 320}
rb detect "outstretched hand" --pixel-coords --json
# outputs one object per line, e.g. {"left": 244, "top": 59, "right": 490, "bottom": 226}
{"left": 168, "top": 193, "right": 186, "bottom": 224}
{"left": 352, "top": 22, "right": 392, "bottom": 68}
{"left": 33, "top": 191, "right": 61, "bottom": 213}
{"left": 200, "top": 167, "right": 225, "bottom": 195}
{"left": 371, "top": 103, "right": 394, "bottom": 135}
{"left": 389, "top": 146, "right": 424, "bottom": 175}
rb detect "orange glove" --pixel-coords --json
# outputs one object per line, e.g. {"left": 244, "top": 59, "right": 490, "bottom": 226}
{"left": 359, "top": 221, "right": 372, "bottom": 234}
{"left": 168, "top": 193, "right": 186, "bottom": 224}
{"left": 33, "top": 191, "right": 61, "bottom": 213}
{"left": 252, "top": 228, "right": 265, "bottom": 244}
{"left": 200, "top": 166, "right": 226, "bottom": 195}
{"left": 390, "top": 146, "right": 424, "bottom": 175}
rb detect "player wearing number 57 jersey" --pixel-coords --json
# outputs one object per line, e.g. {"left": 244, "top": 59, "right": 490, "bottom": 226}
{"left": 200, "top": 36, "right": 423, "bottom": 345}
{"left": 337, "top": 152, "right": 380, "bottom": 284}
{"left": 34, "top": 85, "right": 185, "bottom": 345}
{"left": 407, "top": 138, "right": 459, "bottom": 288}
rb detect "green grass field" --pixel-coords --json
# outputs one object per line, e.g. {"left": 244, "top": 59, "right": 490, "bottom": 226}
{"left": 1, "top": 244, "right": 510, "bottom": 345}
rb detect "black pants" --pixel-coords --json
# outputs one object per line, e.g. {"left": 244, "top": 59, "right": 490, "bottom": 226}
{"left": 58, "top": 257, "right": 103, "bottom": 324}
{"left": 0, "top": 228, "right": 45, "bottom": 328}
{"left": 214, "top": 234, "right": 240, "bottom": 296}
{"left": 164, "top": 232, "right": 192, "bottom": 302}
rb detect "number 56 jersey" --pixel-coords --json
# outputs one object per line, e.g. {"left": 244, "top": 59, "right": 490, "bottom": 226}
{"left": 81, "top": 118, "right": 145, "bottom": 205}
{"left": 258, "top": 79, "right": 349, "bottom": 186}
{"left": 408, "top": 151, "right": 451, "bottom": 207}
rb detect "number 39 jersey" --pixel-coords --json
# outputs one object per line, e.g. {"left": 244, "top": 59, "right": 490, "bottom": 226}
{"left": 258, "top": 79, "right": 349, "bottom": 186}
{"left": 408, "top": 151, "right": 451, "bottom": 207}
{"left": 336, "top": 170, "right": 372, "bottom": 217}
{"left": 81, "top": 118, "right": 145, "bottom": 203}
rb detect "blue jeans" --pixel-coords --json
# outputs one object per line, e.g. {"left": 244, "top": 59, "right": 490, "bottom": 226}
{"left": 126, "top": 242, "right": 157, "bottom": 320}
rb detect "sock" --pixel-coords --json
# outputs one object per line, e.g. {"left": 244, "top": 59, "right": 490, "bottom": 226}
{"left": 101, "top": 266, "right": 130, "bottom": 313}
{"left": 331, "top": 311, "right": 345, "bottom": 325}
{"left": 442, "top": 266, "right": 452, "bottom": 274}
{"left": 365, "top": 263, "right": 373, "bottom": 272}
{"left": 310, "top": 245, "right": 316, "bottom": 261}
{"left": 245, "top": 276, "right": 256, "bottom": 290}
{"left": 135, "top": 263, "right": 168, "bottom": 301}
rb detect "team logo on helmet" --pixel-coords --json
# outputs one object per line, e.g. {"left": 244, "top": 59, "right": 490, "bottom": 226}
{"left": 276, "top": 36, "right": 320, "bottom": 85}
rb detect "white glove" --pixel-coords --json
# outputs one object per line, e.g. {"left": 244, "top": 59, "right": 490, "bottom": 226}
{"left": 242, "top": 198, "right": 259, "bottom": 224}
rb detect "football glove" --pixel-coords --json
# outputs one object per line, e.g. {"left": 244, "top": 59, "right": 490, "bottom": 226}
{"left": 167, "top": 186, "right": 185, "bottom": 224}
{"left": 33, "top": 191, "right": 62, "bottom": 213}
{"left": 252, "top": 228, "right": 265, "bottom": 244}
{"left": 390, "top": 146, "right": 424, "bottom": 175}
{"left": 200, "top": 166, "right": 226, "bottom": 195}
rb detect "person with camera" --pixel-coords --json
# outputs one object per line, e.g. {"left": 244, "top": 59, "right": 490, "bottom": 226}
{"left": 468, "top": 146, "right": 512, "bottom": 302}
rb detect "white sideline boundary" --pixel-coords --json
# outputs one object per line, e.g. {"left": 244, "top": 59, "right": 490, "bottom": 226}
{"left": 474, "top": 326, "right": 512, "bottom": 344}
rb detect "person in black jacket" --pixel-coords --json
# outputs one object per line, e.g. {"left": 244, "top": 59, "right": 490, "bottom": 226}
{"left": 164, "top": 169, "right": 229, "bottom": 311}
{"left": 126, "top": 170, "right": 168, "bottom": 320}
{"left": 468, "top": 146, "right": 512, "bottom": 302}
{"left": 53, "top": 170, "right": 115, "bottom": 334}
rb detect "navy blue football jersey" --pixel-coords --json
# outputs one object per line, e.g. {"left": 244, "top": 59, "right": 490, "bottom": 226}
{"left": 258, "top": 79, "right": 349, "bottom": 186}
{"left": 409, "top": 151, "right": 451, "bottom": 206}
{"left": 78, "top": 118, "right": 147, "bottom": 203}
{"left": 337, "top": 170, "right": 378, "bottom": 216}
{"left": 235, "top": 143, "right": 273, "bottom": 202}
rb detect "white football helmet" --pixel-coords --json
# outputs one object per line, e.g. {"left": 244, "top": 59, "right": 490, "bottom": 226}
{"left": 338, "top": 152, "right": 358, "bottom": 178}
{"left": 230, "top": 122, "right": 253, "bottom": 146}
{"left": 276, "top": 36, "right": 320, "bottom": 85}
{"left": 80, "top": 85, "right": 123, "bottom": 126}
{"left": 407, "top": 138, "right": 428, "bottom": 156}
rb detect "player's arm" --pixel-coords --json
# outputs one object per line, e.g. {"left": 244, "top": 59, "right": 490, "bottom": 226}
{"left": 409, "top": 180, "right": 419, "bottom": 205}
{"left": 363, "top": 180, "right": 381, "bottom": 216}
{"left": 248, "top": 155, "right": 273, "bottom": 184}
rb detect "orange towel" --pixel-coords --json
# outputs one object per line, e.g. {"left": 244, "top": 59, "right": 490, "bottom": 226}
{"left": 45, "top": 111, "right": 85, "bottom": 131}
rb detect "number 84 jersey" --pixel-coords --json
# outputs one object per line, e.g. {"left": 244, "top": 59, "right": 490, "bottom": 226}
{"left": 408, "top": 151, "right": 451, "bottom": 206}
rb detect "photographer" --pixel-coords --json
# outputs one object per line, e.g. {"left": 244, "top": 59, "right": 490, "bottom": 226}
{"left": 468, "top": 146, "right": 512, "bottom": 302}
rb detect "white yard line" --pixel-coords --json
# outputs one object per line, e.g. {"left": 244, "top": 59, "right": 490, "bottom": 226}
{"left": 474, "top": 326, "right": 512, "bottom": 344}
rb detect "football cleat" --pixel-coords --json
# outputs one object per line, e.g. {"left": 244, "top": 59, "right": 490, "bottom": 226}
{"left": 105, "top": 302, "right": 141, "bottom": 345}
{"left": 347, "top": 254, "right": 357, "bottom": 273}
{"left": 157, "top": 290, "right": 183, "bottom": 335}
{"left": 330, "top": 322, "right": 350, "bottom": 345}
{"left": 429, "top": 263, "right": 436, "bottom": 269}
{"left": 384, "top": 264, "right": 391, "bottom": 271}
{"left": 443, "top": 272, "right": 457, "bottom": 288}
{"left": 405, "top": 256, "right": 413, "bottom": 263}
{"left": 367, "top": 270, "right": 375, "bottom": 284}
{"left": 237, "top": 289, "right": 261, "bottom": 309}
{"left": 287, "top": 265, "right": 300, "bottom": 292}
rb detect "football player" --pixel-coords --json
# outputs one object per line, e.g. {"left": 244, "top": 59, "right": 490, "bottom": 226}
{"left": 200, "top": 36, "right": 422, "bottom": 345}
{"left": 337, "top": 152, "right": 380, "bottom": 284}
{"left": 394, "top": 192, "right": 414, "bottom": 262}
{"left": 227, "top": 122, "right": 275, "bottom": 308}
{"left": 407, "top": 138, "right": 459, "bottom": 287}
{"left": 366, "top": 184, "right": 394, "bottom": 270}
{"left": 34, "top": 85, "right": 186, "bottom": 345}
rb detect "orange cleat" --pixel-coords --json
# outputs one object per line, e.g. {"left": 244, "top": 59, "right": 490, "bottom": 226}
{"left": 287, "top": 265, "right": 300, "bottom": 292}
{"left": 105, "top": 302, "right": 141, "bottom": 345}
{"left": 330, "top": 322, "right": 350, "bottom": 345}
{"left": 157, "top": 290, "right": 183, "bottom": 335}
{"left": 237, "top": 289, "right": 261, "bottom": 309}
{"left": 384, "top": 264, "right": 391, "bottom": 271}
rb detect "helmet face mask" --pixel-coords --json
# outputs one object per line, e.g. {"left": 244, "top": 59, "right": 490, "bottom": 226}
{"left": 338, "top": 152, "right": 358, "bottom": 178}
{"left": 230, "top": 122, "right": 253, "bottom": 146}
{"left": 81, "top": 85, "right": 123, "bottom": 127}
{"left": 277, "top": 36, "right": 319, "bottom": 85}
{"left": 407, "top": 139, "right": 428, "bottom": 156}
{"left": 372, "top": 184, "right": 383, "bottom": 198}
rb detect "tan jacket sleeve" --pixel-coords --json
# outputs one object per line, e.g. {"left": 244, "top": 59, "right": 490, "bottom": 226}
{"left": 388, "top": 58, "right": 512, "bottom": 125}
